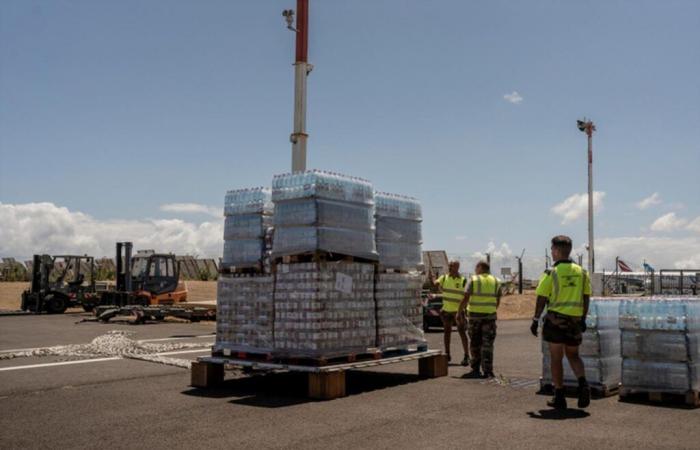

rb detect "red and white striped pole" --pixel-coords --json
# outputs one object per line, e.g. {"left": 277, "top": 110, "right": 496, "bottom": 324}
{"left": 289, "top": 0, "right": 311, "bottom": 173}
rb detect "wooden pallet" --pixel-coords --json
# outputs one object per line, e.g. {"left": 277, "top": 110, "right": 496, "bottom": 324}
{"left": 619, "top": 387, "right": 700, "bottom": 408}
{"left": 218, "top": 265, "right": 265, "bottom": 276}
{"left": 191, "top": 349, "right": 447, "bottom": 400}
{"left": 273, "top": 251, "right": 378, "bottom": 265}
{"left": 538, "top": 379, "right": 619, "bottom": 398}
{"left": 214, "top": 348, "right": 425, "bottom": 366}
{"left": 377, "top": 267, "right": 417, "bottom": 274}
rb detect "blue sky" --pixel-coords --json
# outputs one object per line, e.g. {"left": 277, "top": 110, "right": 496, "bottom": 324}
{"left": 1, "top": 0, "right": 699, "bottom": 275}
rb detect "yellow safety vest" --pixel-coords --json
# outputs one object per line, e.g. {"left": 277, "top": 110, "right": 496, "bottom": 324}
{"left": 467, "top": 274, "right": 499, "bottom": 316}
{"left": 438, "top": 274, "right": 466, "bottom": 313}
{"left": 537, "top": 261, "right": 590, "bottom": 318}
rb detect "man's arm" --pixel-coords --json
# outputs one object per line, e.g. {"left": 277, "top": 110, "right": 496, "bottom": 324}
{"left": 534, "top": 296, "right": 547, "bottom": 319}
{"left": 530, "top": 295, "right": 547, "bottom": 337}
{"left": 432, "top": 274, "right": 443, "bottom": 290}
{"left": 582, "top": 294, "right": 590, "bottom": 319}
{"left": 459, "top": 292, "right": 470, "bottom": 314}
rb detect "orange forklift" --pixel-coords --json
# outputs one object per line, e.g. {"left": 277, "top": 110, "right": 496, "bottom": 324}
{"left": 99, "top": 242, "right": 187, "bottom": 307}
{"left": 95, "top": 242, "right": 208, "bottom": 323}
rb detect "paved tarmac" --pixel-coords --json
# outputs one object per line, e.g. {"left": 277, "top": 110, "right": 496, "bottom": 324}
{"left": 1, "top": 313, "right": 698, "bottom": 449}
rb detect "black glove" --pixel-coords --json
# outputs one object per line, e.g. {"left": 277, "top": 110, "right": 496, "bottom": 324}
{"left": 580, "top": 319, "right": 587, "bottom": 333}
{"left": 530, "top": 319, "right": 539, "bottom": 337}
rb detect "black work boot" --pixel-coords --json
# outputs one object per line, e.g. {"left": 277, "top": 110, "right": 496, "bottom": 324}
{"left": 547, "top": 388, "right": 567, "bottom": 410}
{"left": 577, "top": 377, "right": 591, "bottom": 408}
{"left": 464, "top": 365, "right": 482, "bottom": 378}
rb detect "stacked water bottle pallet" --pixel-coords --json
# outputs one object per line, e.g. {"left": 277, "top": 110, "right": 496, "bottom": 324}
{"left": 540, "top": 299, "right": 621, "bottom": 398}
{"left": 214, "top": 274, "right": 274, "bottom": 357}
{"left": 271, "top": 171, "right": 378, "bottom": 262}
{"left": 273, "top": 261, "right": 377, "bottom": 362}
{"left": 375, "top": 272, "right": 427, "bottom": 351}
{"left": 222, "top": 187, "right": 273, "bottom": 273}
{"left": 619, "top": 297, "right": 700, "bottom": 407}
{"left": 374, "top": 192, "right": 423, "bottom": 272}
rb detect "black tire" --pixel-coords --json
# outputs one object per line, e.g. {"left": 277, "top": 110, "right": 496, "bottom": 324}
{"left": 82, "top": 303, "right": 95, "bottom": 313}
{"left": 45, "top": 295, "right": 68, "bottom": 314}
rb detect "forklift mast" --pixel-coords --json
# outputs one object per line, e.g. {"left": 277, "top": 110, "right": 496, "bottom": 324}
{"left": 30, "top": 254, "right": 53, "bottom": 294}
{"left": 115, "top": 242, "right": 133, "bottom": 292}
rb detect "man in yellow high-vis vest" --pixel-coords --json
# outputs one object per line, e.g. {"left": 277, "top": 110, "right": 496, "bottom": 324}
{"left": 432, "top": 261, "right": 469, "bottom": 365}
{"left": 531, "top": 235, "right": 592, "bottom": 410}
{"left": 458, "top": 260, "right": 500, "bottom": 378}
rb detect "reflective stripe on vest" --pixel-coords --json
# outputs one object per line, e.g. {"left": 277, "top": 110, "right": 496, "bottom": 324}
{"left": 440, "top": 275, "right": 466, "bottom": 312}
{"left": 467, "top": 274, "right": 499, "bottom": 315}
{"left": 547, "top": 263, "right": 587, "bottom": 317}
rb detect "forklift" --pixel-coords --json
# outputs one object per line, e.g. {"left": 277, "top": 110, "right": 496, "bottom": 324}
{"left": 21, "top": 254, "right": 99, "bottom": 314}
{"left": 99, "top": 242, "right": 187, "bottom": 307}
{"left": 95, "top": 242, "right": 213, "bottom": 323}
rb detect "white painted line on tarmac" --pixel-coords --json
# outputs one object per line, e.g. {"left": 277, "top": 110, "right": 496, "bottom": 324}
{"left": 138, "top": 335, "right": 215, "bottom": 343}
{"left": 155, "top": 348, "right": 212, "bottom": 356}
{"left": 0, "top": 357, "right": 121, "bottom": 372}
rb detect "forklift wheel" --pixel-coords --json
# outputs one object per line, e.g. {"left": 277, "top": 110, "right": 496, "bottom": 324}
{"left": 46, "top": 295, "right": 68, "bottom": 314}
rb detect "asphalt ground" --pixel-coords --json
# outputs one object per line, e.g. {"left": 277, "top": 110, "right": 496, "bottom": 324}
{"left": 1, "top": 313, "right": 699, "bottom": 449}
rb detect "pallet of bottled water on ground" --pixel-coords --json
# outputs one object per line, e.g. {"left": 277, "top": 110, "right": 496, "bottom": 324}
{"left": 194, "top": 170, "right": 444, "bottom": 398}
{"left": 539, "top": 298, "right": 621, "bottom": 398}
{"left": 619, "top": 296, "right": 700, "bottom": 407}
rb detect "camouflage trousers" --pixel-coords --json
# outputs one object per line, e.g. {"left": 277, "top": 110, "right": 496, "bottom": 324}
{"left": 468, "top": 317, "right": 497, "bottom": 372}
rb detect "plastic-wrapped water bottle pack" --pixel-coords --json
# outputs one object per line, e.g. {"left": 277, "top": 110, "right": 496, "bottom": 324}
{"left": 375, "top": 217, "right": 423, "bottom": 243}
{"left": 374, "top": 192, "right": 422, "bottom": 221}
{"left": 215, "top": 275, "right": 275, "bottom": 353}
{"left": 222, "top": 187, "right": 273, "bottom": 269}
{"left": 273, "top": 198, "right": 374, "bottom": 230}
{"left": 374, "top": 192, "right": 423, "bottom": 270}
{"left": 375, "top": 272, "right": 426, "bottom": 349}
{"left": 224, "top": 187, "right": 273, "bottom": 215}
{"left": 273, "top": 262, "right": 377, "bottom": 357}
{"left": 222, "top": 240, "right": 267, "bottom": 267}
{"left": 620, "top": 297, "right": 700, "bottom": 393}
{"left": 541, "top": 298, "right": 621, "bottom": 389}
{"left": 223, "top": 214, "right": 272, "bottom": 240}
{"left": 272, "top": 171, "right": 378, "bottom": 259}
{"left": 273, "top": 227, "right": 377, "bottom": 260}
{"left": 272, "top": 170, "right": 374, "bottom": 205}
{"left": 376, "top": 242, "right": 423, "bottom": 271}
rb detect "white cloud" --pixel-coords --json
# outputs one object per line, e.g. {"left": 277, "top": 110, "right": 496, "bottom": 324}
{"left": 635, "top": 192, "right": 661, "bottom": 210}
{"left": 595, "top": 236, "right": 700, "bottom": 271}
{"left": 551, "top": 192, "right": 606, "bottom": 224}
{"left": 686, "top": 216, "right": 700, "bottom": 234}
{"left": 471, "top": 241, "right": 514, "bottom": 261}
{"left": 0, "top": 202, "right": 223, "bottom": 260}
{"left": 160, "top": 203, "right": 221, "bottom": 217}
{"left": 650, "top": 212, "right": 688, "bottom": 232}
{"left": 503, "top": 91, "right": 523, "bottom": 104}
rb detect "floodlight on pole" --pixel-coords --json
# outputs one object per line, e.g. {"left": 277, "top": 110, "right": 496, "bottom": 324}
{"left": 577, "top": 118, "right": 596, "bottom": 274}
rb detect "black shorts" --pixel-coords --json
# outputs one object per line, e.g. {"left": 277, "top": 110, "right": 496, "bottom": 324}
{"left": 542, "top": 312, "right": 583, "bottom": 346}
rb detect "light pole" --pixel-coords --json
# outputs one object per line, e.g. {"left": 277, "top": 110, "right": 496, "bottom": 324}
{"left": 283, "top": 1, "right": 313, "bottom": 173}
{"left": 516, "top": 249, "right": 525, "bottom": 294}
{"left": 577, "top": 118, "right": 596, "bottom": 274}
